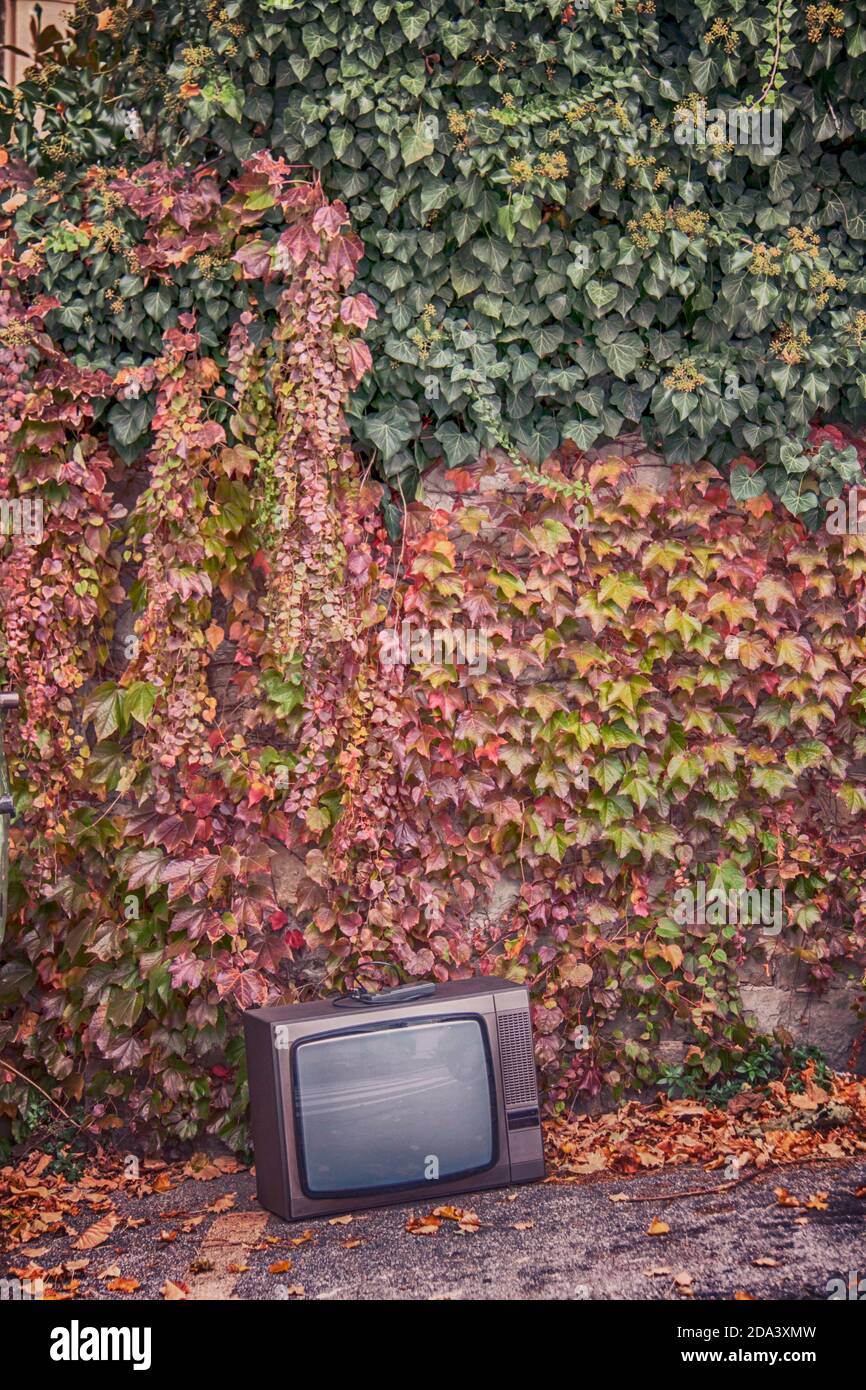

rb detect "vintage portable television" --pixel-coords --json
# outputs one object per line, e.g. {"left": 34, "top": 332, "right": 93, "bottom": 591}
{"left": 244, "top": 978, "right": 544, "bottom": 1221}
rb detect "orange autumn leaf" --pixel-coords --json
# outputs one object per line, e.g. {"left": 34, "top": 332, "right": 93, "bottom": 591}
{"left": 647, "top": 1218, "right": 670, "bottom": 1236}
{"left": 406, "top": 1214, "right": 441, "bottom": 1236}
{"left": 72, "top": 1214, "right": 117, "bottom": 1250}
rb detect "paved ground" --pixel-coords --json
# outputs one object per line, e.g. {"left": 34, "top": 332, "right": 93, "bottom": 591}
{"left": 19, "top": 1155, "right": 866, "bottom": 1301}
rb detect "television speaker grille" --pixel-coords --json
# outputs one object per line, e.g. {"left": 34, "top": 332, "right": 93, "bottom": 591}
{"left": 497, "top": 1010, "right": 537, "bottom": 1109}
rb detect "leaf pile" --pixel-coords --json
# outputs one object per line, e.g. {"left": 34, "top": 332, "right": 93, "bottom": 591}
{"left": 544, "top": 1066, "right": 866, "bottom": 1180}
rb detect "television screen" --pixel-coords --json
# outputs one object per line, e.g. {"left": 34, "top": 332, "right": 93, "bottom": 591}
{"left": 292, "top": 1017, "right": 496, "bottom": 1196}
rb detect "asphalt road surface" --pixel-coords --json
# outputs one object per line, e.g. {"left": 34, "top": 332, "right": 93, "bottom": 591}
{"left": 19, "top": 1155, "right": 866, "bottom": 1301}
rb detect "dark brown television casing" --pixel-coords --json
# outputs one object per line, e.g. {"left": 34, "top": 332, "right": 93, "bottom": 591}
{"left": 244, "top": 978, "right": 545, "bottom": 1221}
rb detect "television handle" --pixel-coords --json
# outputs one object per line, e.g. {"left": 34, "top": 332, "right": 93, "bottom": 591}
{"left": 332, "top": 983, "right": 437, "bottom": 1010}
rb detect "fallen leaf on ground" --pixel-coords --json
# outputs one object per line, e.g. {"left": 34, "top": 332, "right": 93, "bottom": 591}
{"left": 805, "top": 1192, "right": 829, "bottom": 1211}
{"left": 73, "top": 1214, "right": 117, "bottom": 1250}
{"left": 328, "top": 1214, "right": 353, "bottom": 1226}
{"left": 107, "top": 1277, "right": 140, "bottom": 1294}
{"left": 162, "top": 1280, "right": 189, "bottom": 1300}
{"left": 433, "top": 1205, "right": 481, "bottom": 1233}
{"left": 647, "top": 1218, "right": 670, "bottom": 1236}
{"left": 753, "top": 1256, "right": 778, "bottom": 1268}
{"left": 406, "top": 1214, "right": 441, "bottom": 1236}
{"left": 207, "top": 1194, "right": 236, "bottom": 1213}
{"left": 269, "top": 1260, "right": 293, "bottom": 1274}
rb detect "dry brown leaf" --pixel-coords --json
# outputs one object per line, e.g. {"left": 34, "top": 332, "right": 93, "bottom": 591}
{"left": 269, "top": 1260, "right": 293, "bottom": 1275}
{"left": 162, "top": 1279, "right": 189, "bottom": 1300}
{"left": 72, "top": 1213, "right": 117, "bottom": 1251}
{"left": 208, "top": 1193, "right": 236, "bottom": 1213}
{"left": 214, "top": 1157, "right": 243, "bottom": 1175}
{"left": 227, "top": 1262, "right": 249, "bottom": 1274}
{"left": 107, "top": 1277, "right": 140, "bottom": 1294}
{"left": 433, "top": 1205, "right": 481, "bottom": 1233}
{"left": 328, "top": 1214, "right": 353, "bottom": 1225}
{"left": 406, "top": 1214, "right": 441, "bottom": 1236}
{"left": 647, "top": 1218, "right": 670, "bottom": 1236}
{"left": 753, "top": 1256, "right": 778, "bottom": 1268}
{"left": 774, "top": 1187, "right": 800, "bottom": 1208}
{"left": 788, "top": 1093, "right": 819, "bottom": 1111}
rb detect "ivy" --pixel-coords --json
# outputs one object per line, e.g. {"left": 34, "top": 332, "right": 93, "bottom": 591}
{"left": 5, "top": 0, "right": 865, "bottom": 507}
